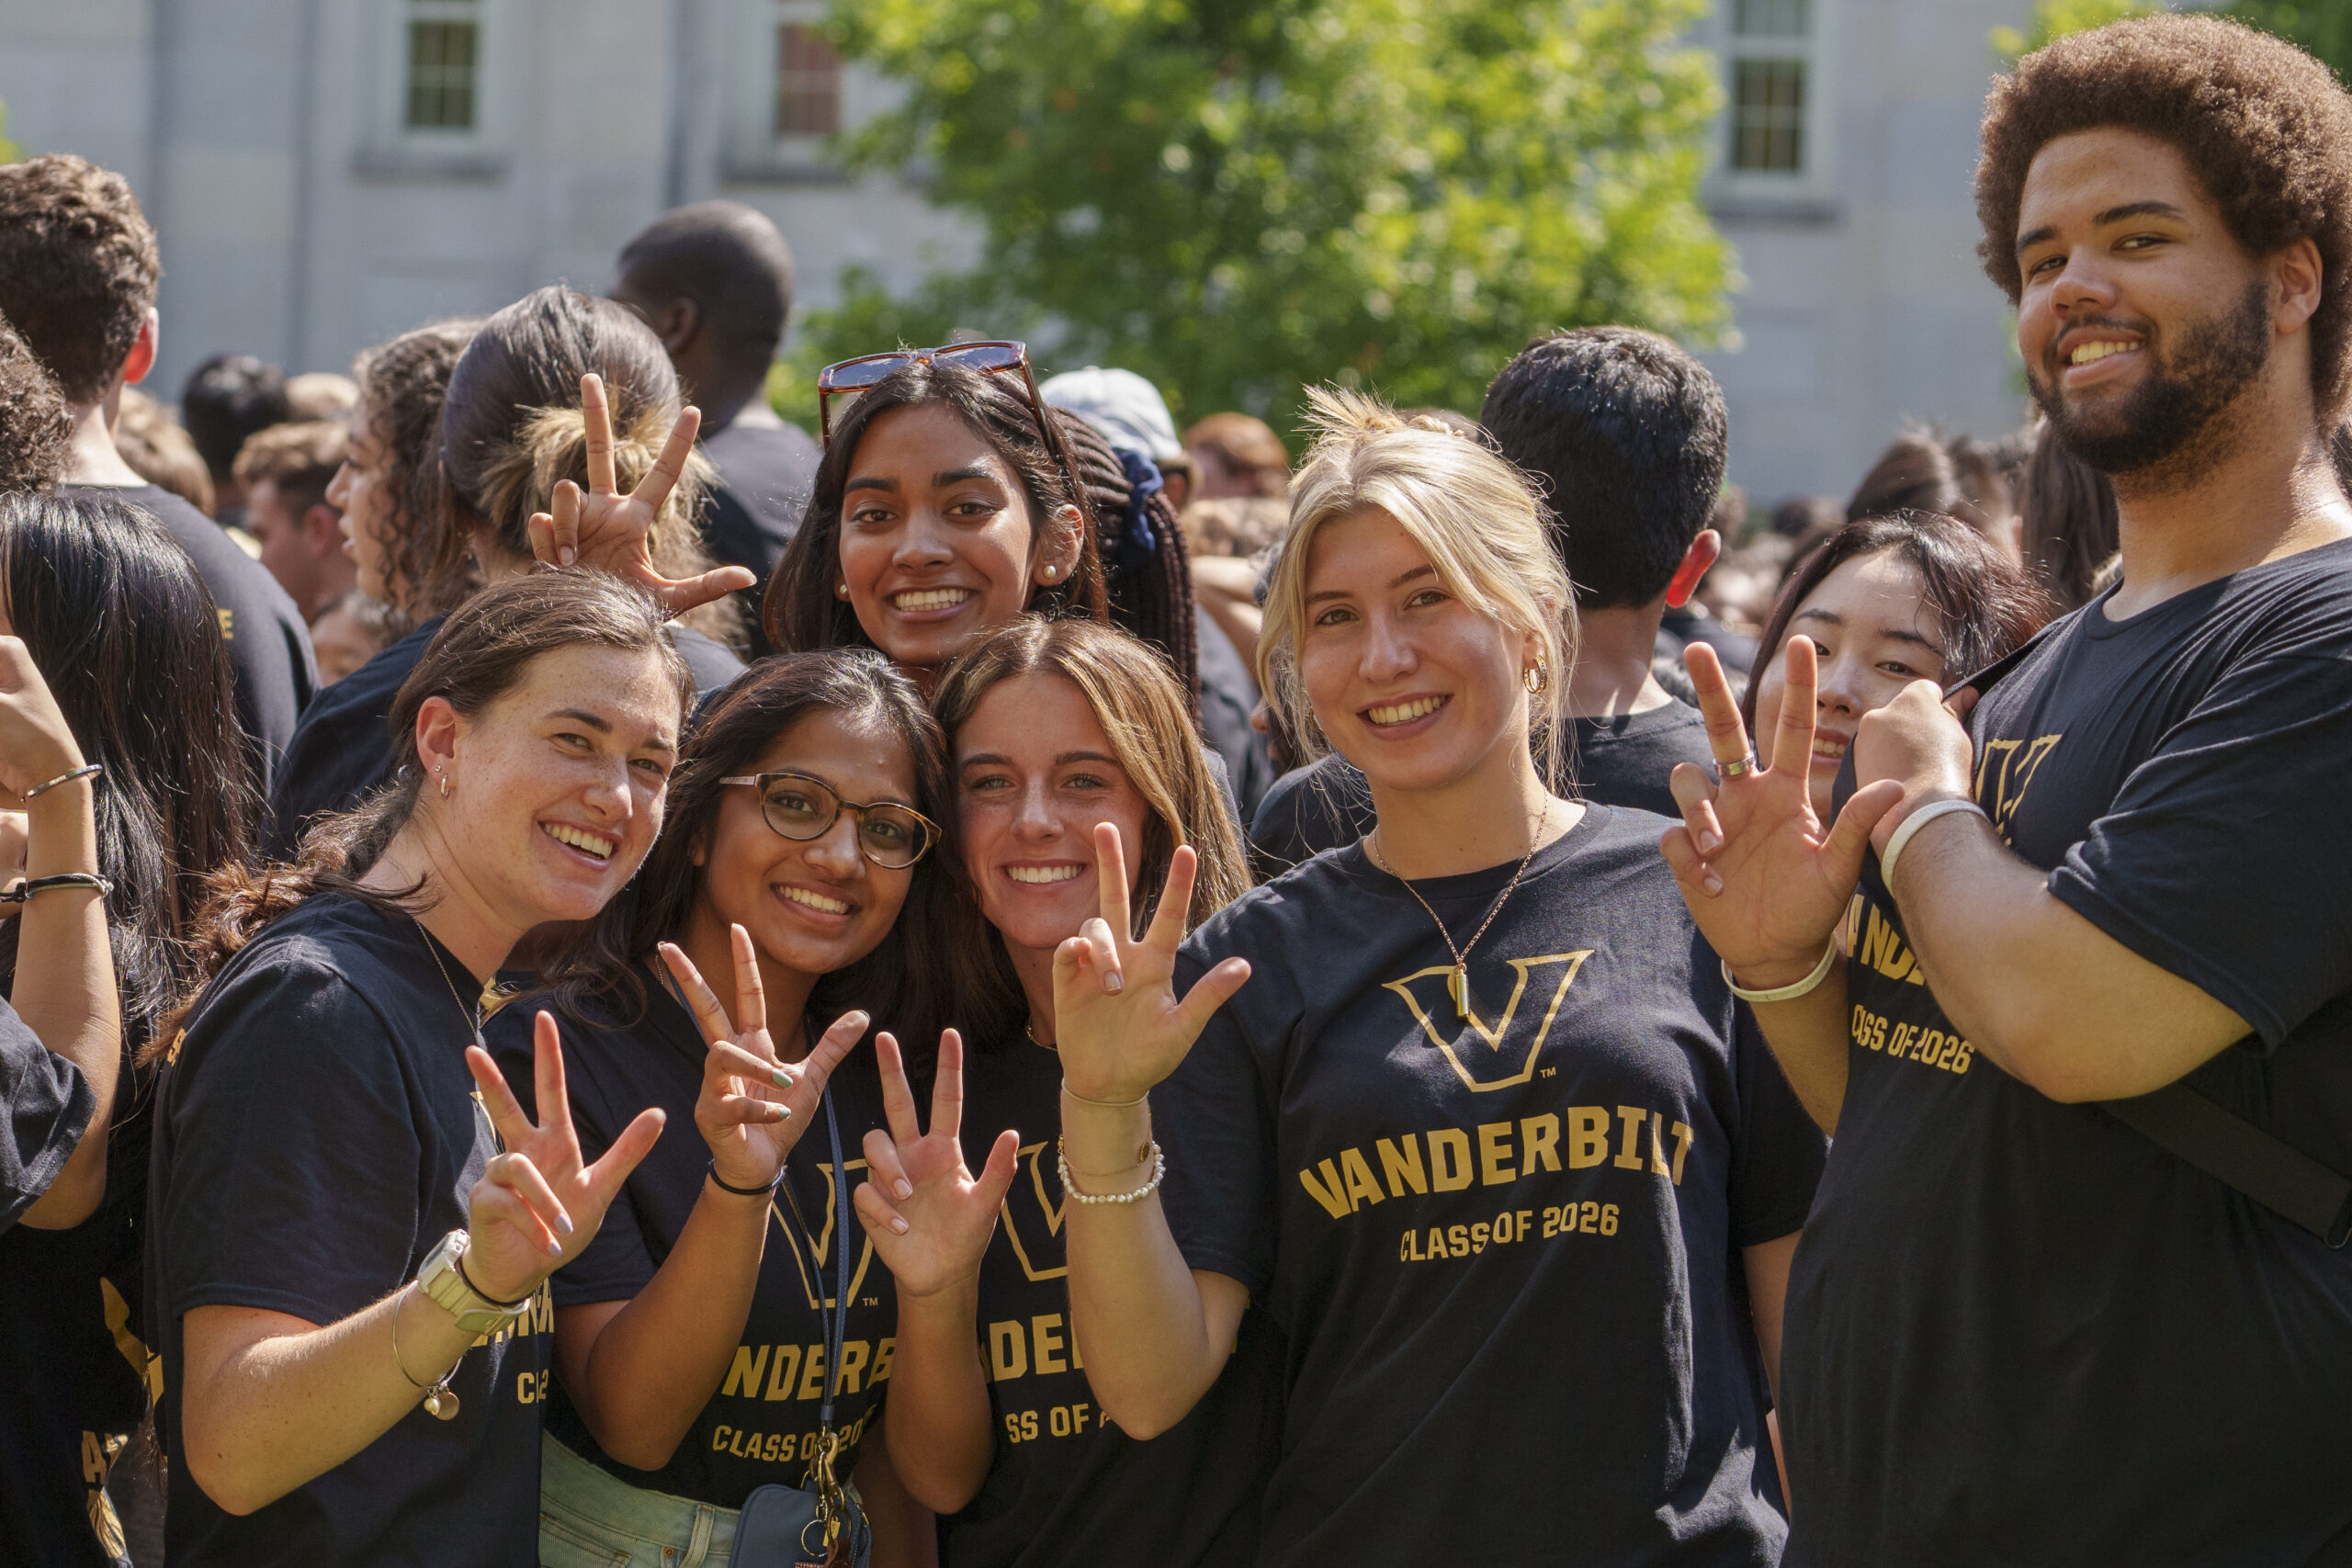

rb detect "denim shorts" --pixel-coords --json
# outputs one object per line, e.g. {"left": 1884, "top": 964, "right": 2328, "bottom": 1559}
{"left": 537, "top": 1434, "right": 741, "bottom": 1568}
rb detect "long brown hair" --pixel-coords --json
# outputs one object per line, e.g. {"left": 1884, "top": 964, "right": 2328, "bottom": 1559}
{"left": 0, "top": 491, "right": 254, "bottom": 1046}
{"left": 167, "top": 571, "right": 693, "bottom": 1043}
{"left": 931, "top": 617, "right": 1248, "bottom": 1048}
{"left": 353, "top": 317, "right": 481, "bottom": 623}
{"left": 763, "top": 358, "right": 1108, "bottom": 659}
{"left": 536, "top": 649, "right": 960, "bottom": 1066}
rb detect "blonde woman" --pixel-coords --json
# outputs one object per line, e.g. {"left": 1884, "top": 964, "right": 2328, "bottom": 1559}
{"left": 1036, "top": 391, "right": 1827, "bottom": 1566}
{"left": 849, "top": 617, "right": 1279, "bottom": 1567}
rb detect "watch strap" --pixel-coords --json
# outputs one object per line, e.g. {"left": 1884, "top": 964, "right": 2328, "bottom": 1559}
{"left": 417, "top": 1231, "right": 529, "bottom": 1336}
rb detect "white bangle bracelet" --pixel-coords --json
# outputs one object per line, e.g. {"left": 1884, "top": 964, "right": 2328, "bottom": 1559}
{"left": 1879, "top": 797, "right": 1990, "bottom": 888}
{"left": 1721, "top": 940, "right": 1839, "bottom": 1004}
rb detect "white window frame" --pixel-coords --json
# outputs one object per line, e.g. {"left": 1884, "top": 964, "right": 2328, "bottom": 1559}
{"left": 357, "top": 0, "right": 510, "bottom": 175}
{"left": 1706, "top": 0, "right": 1837, "bottom": 214}
{"left": 722, "top": 0, "right": 862, "bottom": 182}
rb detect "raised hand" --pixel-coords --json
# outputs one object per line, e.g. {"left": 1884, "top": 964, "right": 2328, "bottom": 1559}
{"left": 854, "top": 1029, "right": 1020, "bottom": 1300}
{"left": 661, "top": 928, "right": 866, "bottom": 1193}
{"left": 1658, "top": 638, "right": 1906, "bottom": 987}
{"left": 0, "top": 638, "right": 84, "bottom": 800}
{"left": 462, "top": 1011, "right": 665, "bottom": 1303}
{"left": 525, "top": 373, "right": 756, "bottom": 617}
{"left": 1053, "top": 823, "right": 1250, "bottom": 1104}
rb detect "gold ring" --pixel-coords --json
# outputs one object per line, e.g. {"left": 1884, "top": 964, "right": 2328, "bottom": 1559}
{"left": 1719, "top": 753, "right": 1758, "bottom": 778}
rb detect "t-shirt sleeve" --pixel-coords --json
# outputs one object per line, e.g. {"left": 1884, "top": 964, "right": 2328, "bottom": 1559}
{"left": 0, "top": 997, "right": 94, "bottom": 1228}
{"left": 2048, "top": 646, "right": 2352, "bottom": 1049}
{"left": 1154, "top": 938, "right": 1283, "bottom": 1296}
{"left": 161, "top": 964, "right": 430, "bottom": 1327}
{"left": 1726, "top": 1002, "right": 1827, "bottom": 1247}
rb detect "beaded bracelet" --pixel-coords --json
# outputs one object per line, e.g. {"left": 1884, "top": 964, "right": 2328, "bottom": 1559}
{"left": 1057, "top": 1140, "right": 1166, "bottom": 1205}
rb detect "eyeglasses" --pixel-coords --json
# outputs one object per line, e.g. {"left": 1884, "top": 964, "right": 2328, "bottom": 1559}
{"left": 718, "top": 771, "right": 941, "bottom": 870}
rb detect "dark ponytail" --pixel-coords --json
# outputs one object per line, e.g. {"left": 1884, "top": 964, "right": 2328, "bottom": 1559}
{"left": 1054, "top": 412, "right": 1199, "bottom": 710}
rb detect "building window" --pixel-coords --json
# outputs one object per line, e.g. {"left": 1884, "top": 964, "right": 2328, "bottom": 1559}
{"left": 1724, "top": 0, "right": 1816, "bottom": 177}
{"left": 404, "top": 0, "right": 481, "bottom": 131}
{"left": 774, "top": 23, "right": 842, "bottom": 138}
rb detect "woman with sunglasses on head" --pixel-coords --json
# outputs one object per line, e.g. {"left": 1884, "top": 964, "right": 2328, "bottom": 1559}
{"left": 850, "top": 616, "right": 1280, "bottom": 1568}
{"left": 148, "top": 571, "right": 695, "bottom": 1566}
{"left": 491, "top": 649, "right": 957, "bottom": 1568}
{"left": 1039, "top": 391, "right": 1828, "bottom": 1567}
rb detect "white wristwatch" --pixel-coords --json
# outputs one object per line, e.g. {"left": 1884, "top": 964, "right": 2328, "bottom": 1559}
{"left": 416, "top": 1230, "right": 530, "bottom": 1337}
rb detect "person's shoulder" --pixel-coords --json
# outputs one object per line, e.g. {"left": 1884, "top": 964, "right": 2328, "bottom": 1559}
{"left": 175, "top": 897, "right": 414, "bottom": 1066}
{"left": 2222, "top": 536, "right": 2352, "bottom": 635}
{"left": 98, "top": 483, "right": 299, "bottom": 612}
{"left": 1190, "top": 841, "right": 1369, "bottom": 957}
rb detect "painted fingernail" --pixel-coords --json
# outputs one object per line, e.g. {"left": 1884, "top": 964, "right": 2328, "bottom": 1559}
{"left": 559, "top": 547, "right": 575, "bottom": 567}
{"left": 895, "top": 1179, "right": 913, "bottom": 1200}
{"left": 772, "top": 1068, "right": 796, "bottom": 1089}
{"left": 778, "top": 1105, "right": 793, "bottom": 1121}
{"left": 1702, "top": 870, "right": 1724, "bottom": 895}
{"left": 556, "top": 1213, "right": 575, "bottom": 1236}
{"left": 891, "top": 1215, "right": 909, "bottom": 1235}
{"left": 1103, "top": 973, "right": 1124, "bottom": 994}
{"left": 548, "top": 1238, "right": 565, "bottom": 1257}
{"left": 1698, "top": 830, "right": 1722, "bottom": 854}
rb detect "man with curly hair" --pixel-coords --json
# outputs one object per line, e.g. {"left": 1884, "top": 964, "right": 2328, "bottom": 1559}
{"left": 1672, "top": 14, "right": 2352, "bottom": 1563}
{"left": 0, "top": 154, "right": 315, "bottom": 792}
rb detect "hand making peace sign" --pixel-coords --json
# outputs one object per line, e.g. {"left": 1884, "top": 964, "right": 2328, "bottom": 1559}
{"left": 1052, "top": 823, "right": 1252, "bottom": 1105}
{"left": 1657, "top": 637, "right": 1907, "bottom": 987}
{"left": 853, "top": 1028, "right": 1021, "bottom": 1300}
{"left": 660, "top": 926, "right": 867, "bottom": 1193}
{"left": 526, "top": 373, "right": 758, "bottom": 617}
{"left": 461, "top": 1015, "right": 665, "bottom": 1303}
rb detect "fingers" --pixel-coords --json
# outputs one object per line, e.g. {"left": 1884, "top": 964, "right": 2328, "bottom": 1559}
{"left": 1945, "top": 686, "right": 1981, "bottom": 725}
{"left": 1667, "top": 762, "right": 1725, "bottom": 857}
{"left": 729, "top": 924, "right": 767, "bottom": 1040}
{"left": 485, "top": 1150, "right": 572, "bottom": 1249}
{"left": 863, "top": 1126, "right": 914, "bottom": 1204}
{"left": 465, "top": 1043, "right": 537, "bottom": 1153}
{"left": 1146, "top": 842, "right": 1200, "bottom": 953}
{"left": 1826, "top": 778, "right": 1907, "bottom": 873}
{"left": 532, "top": 1010, "right": 573, "bottom": 1149}
{"left": 658, "top": 942, "right": 739, "bottom": 1051}
{"left": 647, "top": 565, "right": 759, "bottom": 618}
{"left": 1684, "top": 641, "right": 1753, "bottom": 771}
{"left": 471, "top": 1174, "right": 563, "bottom": 1261}
{"left": 1092, "top": 822, "right": 1134, "bottom": 955}
{"left": 1770, "top": 635, "right": 1820, "bottom": 795}
{"left": 1659, "top": 824, "right": 1724, "bottom": 898}
{"left": 790, "top": 1011, "right": 865, "bottom": 1109}
{"left": 531, "top": 480, "right": 583, "bottom": 569}
{"left": 709, "top": 1039, "right": 796, "bottom": 1093}
{"left": 581, "top": 1106, "right": 667, "bottom": 1206}
{"left": 582, "top": 374, "right": 616, "bottom": 496}
{"left": 1077, "top": 919, "right": 1124, "bottom": 995}
{"left": 929, "top": 1028, "right": 966, "bottom": 1146}
{"left": 628, "top": 403, "right": 703, "bottom": 519}
{"left": 974, "top": 1129, "right": 1022, "bottom": 1208}
{"left": 874, "top": 1031, "right": 923, "bottom": 1148}
{"left": 1172, "top": 955, "right": 1251, "bottom": 1038}
{"left": 854, "top": 1178, "right": 910, "bottom": 1236}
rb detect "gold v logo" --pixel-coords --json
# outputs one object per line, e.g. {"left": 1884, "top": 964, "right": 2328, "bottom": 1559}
{"left": 774, "top": 1157, "right": 879, "bottom": 1310}
{"left": 999, "top": 1141, "right": 1068, "bottom": 1282}
{"left": 1385, "top": 951, "right": 1593, "bottom": 1093}
{"left": 1975, "top": 732, "right": 2062, "bottom": 841}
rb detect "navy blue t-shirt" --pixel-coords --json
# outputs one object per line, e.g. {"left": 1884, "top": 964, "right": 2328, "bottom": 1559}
{"left": 1158, "top": 805, "right": 1825, "bottom": 1567}
{"left": 1787, "top": 541, "right": 2352, "bottom": 1566}
{"left": 487, "top": 977, "right": 897, "bottom": 1506}
{"left": 150, "top": 894, "right": 551, "bottom": 1567}
{"left": 944, "top": 1032, "right": 1280, "bottom": 1567}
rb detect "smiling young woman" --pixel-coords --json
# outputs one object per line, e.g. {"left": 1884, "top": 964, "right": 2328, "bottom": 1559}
{"left": 489, "top": 649, "right": 959, "bottom": 1567}
{"left": 1740, "top": 511, "right": 2050, "bottom": 824}
{"left": 845, "top": 616, "right": 1272, "bottom": 1568}
{"left": 146, "top": 571, "right": 692, "bottom": 1566}
{"left": 1041, "top": 389, "right": 1831, "bottom": 1567}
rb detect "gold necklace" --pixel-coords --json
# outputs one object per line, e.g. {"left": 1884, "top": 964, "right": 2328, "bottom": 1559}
{"left": 414, "top": 917, "right": 485, "bottom": 1049}
{"left": 1023, "top": 1018, "right": 1055, "bottom": 1052}
{"left": 1365, "top": 800, "right": 1551, "bottom": 1023}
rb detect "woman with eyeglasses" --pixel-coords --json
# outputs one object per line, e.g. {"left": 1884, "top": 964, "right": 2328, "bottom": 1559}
{"left": 488, "top": 649, "right": 961, "bottom": 1568}
{"left": 850, "top": 616, "right": 1280, "bottom": 1568}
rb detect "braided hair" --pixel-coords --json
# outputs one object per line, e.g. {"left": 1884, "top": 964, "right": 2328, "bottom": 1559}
{"left": 1055, "top": 412, "right": 1199, "bottom": 708}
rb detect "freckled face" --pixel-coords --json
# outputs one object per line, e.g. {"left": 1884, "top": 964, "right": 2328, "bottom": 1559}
{"left": 1751, "top": 549, "right": 1947, "bottom": 820}
{"left": 836, "top": 403, "right": 1063, "bottom": 674}
{"left": 956, "top": 673, "right": 1150, "bottom": 961}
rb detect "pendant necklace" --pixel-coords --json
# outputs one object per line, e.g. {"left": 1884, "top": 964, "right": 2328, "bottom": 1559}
{"left": 413, "top": 917, "right": 485, "bottom": 1422}
{"left": 1365, "top": 800, "right": 1551, "bottom": 1023}
{"left": 415, "top": 917, "right": 486, "bottom": 1049}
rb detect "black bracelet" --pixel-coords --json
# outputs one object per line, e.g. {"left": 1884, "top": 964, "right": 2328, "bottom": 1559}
{"left": 453, "top": 1249, "right": 535, "bottom": 1310}
{"left": 0, "top": 872, "right": 113, "bottom": 905}
{"left": 707, "top": 1160, "right": 783, "bottom": 1198}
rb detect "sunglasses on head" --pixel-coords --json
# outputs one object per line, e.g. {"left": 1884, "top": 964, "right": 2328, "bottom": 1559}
{"left": 815, "top": 341, "right": 1087, "bottom": 526}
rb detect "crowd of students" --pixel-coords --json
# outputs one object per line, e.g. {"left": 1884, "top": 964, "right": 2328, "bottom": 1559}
{"left": 0, "top": 11, "right": 2348, "bottom": 1567}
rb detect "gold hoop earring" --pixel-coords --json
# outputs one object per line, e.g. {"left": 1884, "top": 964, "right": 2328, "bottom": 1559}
{"left": 1523, "top": 660, "right": 1549, "bottom": 695}
{"left": 435, "top": 767, "right": 451, "bottom": 801}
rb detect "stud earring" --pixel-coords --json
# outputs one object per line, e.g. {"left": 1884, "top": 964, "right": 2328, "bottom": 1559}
{"left": 1043, "top": 564, "right": 1058, "bottom": 581}
{"left": 836, "top": 581, "right": 849, "bottom": 598}
{"left": 1523, "top": 660, "right": 1550, "bottom": 695}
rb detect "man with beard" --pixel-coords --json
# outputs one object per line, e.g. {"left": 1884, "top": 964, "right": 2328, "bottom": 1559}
{"left": 1657, "top": 15, "right": 2352, "bottom": 1563}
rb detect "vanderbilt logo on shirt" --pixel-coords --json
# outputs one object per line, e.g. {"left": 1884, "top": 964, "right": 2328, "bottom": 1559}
{"left": 1976, "top": 732, "right": 2062, "bottom": 840}
{"left": 997, "top": 1141, "right": 1069, "bottom": 1283}
{"left": 773, "top": 1156, "right": 879, "bottom": 1311}
{"left": 1385, "top": 950, "right": 1594, "bottom": 1092}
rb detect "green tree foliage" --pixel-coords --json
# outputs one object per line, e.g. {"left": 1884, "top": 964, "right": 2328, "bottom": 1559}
{"left": 1995, "top": 0, "right": 2352, "bottom": 84}
{"left": 790, "top": 0, "right": 1733, "bottom": 434}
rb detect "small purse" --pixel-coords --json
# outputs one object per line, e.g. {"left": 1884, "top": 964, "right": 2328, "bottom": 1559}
{"left": 728, "top": 1089, "right": 874, "bottom": 1568}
